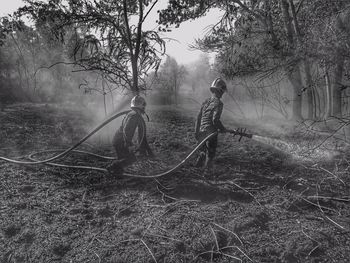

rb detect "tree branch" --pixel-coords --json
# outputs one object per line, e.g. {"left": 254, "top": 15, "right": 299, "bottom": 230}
{"left": 142, "top": 0, "right": 159, "bottom": 23}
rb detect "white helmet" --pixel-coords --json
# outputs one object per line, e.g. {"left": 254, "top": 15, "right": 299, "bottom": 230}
{"left": 130, "top": 95, "right": 146, "bottom": 111}
{"left": 210, "top": 78, "right": 227, "bottom": 93}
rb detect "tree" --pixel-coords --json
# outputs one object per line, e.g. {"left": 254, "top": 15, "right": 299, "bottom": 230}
{"left": 159, "top": 0, "right": 303, "bottom": 119}
{"left": 152, "top": 56, "right": 187, "bottom": 105}
{"left": 0, "top": 15, "right": 105, "bottom": 105}
{"left": 18, "top": 0, "right": 165, "bottom": 95}
{"left": 188, "top": 53, "right": 214, "bottom": 93}
{"left": 159, "top": 0, "right": 350, "bottom": 120}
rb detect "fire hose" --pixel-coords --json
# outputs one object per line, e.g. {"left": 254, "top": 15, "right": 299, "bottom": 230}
{"left": 0, "top": 109, "right": 236, "bottom": 179}
{"left": 27, "top": 130, "right": 252, "bottom": 179}
{"left": 0, "top": 110, "right": 131, "bottom": 165}
{"left": 4, "top": 134, "right": 219, "bottom": 179}
{"left": 26, "top": 132, "right": 219, "bottom": 178}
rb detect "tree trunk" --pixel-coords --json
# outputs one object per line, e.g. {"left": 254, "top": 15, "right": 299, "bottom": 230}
{"left": 303, "top": 62, "right": 315, "bottom": 119}
{"left": 330, "top": 9, "right": 349, "bottom": 117}
{"left": 102, "top": 79, "right": 107, "bottom": 117}
{"left": 280, "top": 0, "right": 294, "bottom": 45}
{"left": 288, "top": 0, "right": 316, "bottom": 119}
{"left": 324, "top": 65, "right": 332, "bottom": 119}
{"left": 280, "top": 0, "right": 303, "bottom": 120}
{"left": 332, "top": 54, "right": 344, "bottom": 117}
{"left": 174, "top": 78, "right": 178, "bottom": 105}
{"left": 131, "top": 57, "right": 139, "bottom": 95}
{"left": 287, "top": 68, "right": 303, "bottom": 120}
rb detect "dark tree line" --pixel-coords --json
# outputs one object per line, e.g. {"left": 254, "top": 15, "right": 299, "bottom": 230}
{"left": 159, "top": 0, "right": 350, "bottom": 121}
{"left": 2, "top": 0, "right": 350, "bottom": 124}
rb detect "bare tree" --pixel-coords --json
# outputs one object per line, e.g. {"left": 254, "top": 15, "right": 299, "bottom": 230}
{"left": 19, "top": 0, "right": 165, "bottom": 95}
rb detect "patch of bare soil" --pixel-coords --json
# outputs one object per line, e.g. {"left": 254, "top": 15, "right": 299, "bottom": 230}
{"left": 0, "top": 103, "right": 349, "bottom": 262}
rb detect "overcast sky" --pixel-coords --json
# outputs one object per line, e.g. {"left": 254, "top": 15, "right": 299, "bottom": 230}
{"left": 0, "top": 0, "right": 222, "bottom": 65}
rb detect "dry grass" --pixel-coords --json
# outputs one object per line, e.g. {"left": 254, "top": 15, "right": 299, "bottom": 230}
{"left": 0, "top": 103, "right": 349, "bottom": 262}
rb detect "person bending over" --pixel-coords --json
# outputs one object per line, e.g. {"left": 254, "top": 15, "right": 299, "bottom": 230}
{"left": 108, "top": 95, "right": 153, "bottom": 175}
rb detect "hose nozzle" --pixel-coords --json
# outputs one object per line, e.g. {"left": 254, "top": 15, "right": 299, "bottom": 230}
{"left": 228, "top": 128, "right": 253, "bottom": 141}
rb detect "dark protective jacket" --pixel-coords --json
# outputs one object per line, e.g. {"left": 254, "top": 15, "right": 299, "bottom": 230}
{"left": 195, "top": 96, "right": 226, "bottom": 137}
{"left": 113, "top": 110, "right": 152, "bottom": 157}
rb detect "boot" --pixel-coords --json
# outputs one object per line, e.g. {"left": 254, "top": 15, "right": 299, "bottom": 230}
{"left": 204, "top": 157, "right": 214, "bottom": 169}
{"left": 107, "top": 161, "right": 124, "bottom": 178}
{"left": 195, "top": 152, "right": 206, "bottom": 167}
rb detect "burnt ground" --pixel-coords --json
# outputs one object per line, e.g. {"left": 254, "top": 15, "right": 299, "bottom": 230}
{"left": 0, "top": 103, "right": 350, "bottom": 263}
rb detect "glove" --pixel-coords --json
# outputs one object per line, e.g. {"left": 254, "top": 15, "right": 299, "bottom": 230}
{"left": 138, "top": 147, "right": 155, "bottom": 158}
{"left": 147, "top": 151, "right": 155, "bottom": 159}
{"left": 195, "top": 132, "right": 200, "bottom": 141}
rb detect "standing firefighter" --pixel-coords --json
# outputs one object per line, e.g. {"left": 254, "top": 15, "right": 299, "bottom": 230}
{"left": 195, "top": 78, "right": 228, "bottom": 169}
{"left": 108, "top": 95, "right": 153, "bottom": 175}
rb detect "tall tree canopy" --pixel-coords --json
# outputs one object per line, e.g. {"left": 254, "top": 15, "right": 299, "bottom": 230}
{"left": 18, "top": 0, "right": 166, "bottom": 95}
{"left": 159, "top": 0, "right": 350, "bottom": 120}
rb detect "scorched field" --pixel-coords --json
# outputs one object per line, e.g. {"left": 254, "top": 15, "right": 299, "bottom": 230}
{"left": 0, "top": 103, "right": 349, "bottom": 263}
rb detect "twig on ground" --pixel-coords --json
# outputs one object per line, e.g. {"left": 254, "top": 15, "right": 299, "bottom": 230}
{"left": 301, "top": 228, "right": 318, "bottom": 244}
{"left": 153, "top": 178, "right": 174, "bottom": 190}
{"left": 145, "top": 233, "right": 182, "bottom": 243}
{"left": 194, "top": 225, "right": 251, "bottom": 262}
{"left": 140, "top": 239, "right": 157, "bottom": 263}
{"left": 156, "top": 184, "right": 179, "bottom": 203}
{"left": 221, "top": 252, "right": 243, "bottom": 261}
{"left": 301, "top": 197, "right": 340, "bottom": 215}
{"left": 319, "top": 166, "right": 345, "bottom": 186}
{"left": 212, "top": 223, "right": 243, "bottom": 245}
{"left": 315, "top": 183, "right": 325, "bottom": 214}
{"left": 94, "top": 252, "right": 101, "bottom": 263}
{"left": 227, "top": 181, "right": 262, "bottom": 206}
{"left": 210, "top": 225, "right": 220, "bottom": 251}
{"left": 220, "top": 246, "right": 254, "bottom": 262}
{"left": 308, "top": 244, "right": 320, "bottom": 257}
{"left": 323, "top": 215, "right": 347, "bottom": 231}
{"left": 298, "top": 223, "right": 323, "bottom": 258}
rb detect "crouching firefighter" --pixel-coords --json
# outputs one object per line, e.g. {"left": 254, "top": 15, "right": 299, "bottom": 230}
{"left": 195, "top": 78, "right": 229, "bottom": 169}
{"left": 107, "top": 95, "right": 154, "bottom": 175}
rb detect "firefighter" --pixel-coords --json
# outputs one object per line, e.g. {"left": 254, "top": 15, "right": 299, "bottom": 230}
{"left": 195, "top": 78, "right": 228, "bottom": 169}
{"left": 107, "top": 95, "right": 153, "bottom": 175}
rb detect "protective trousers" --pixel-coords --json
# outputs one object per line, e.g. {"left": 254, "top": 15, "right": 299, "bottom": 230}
{"left": 108, "top": 134, "right": 137, "bottom": 173}
{"left": 195, "top": 131, "right": 218, "bottom": 168}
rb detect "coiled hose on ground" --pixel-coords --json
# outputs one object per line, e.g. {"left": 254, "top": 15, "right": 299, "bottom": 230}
{"left": 0, "top": 110, "right": 131, "bottom": 165}
{"left": 0, "top": 109, "right": 217, "bottom": 178}
{"left": 26, "top": 132, "right": 217, "bottom": 178}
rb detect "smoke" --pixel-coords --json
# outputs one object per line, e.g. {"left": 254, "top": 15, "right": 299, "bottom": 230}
{"left": 85, "top": 92, "right": 131, "bottom": 148}
{"left": 252, "top": 135, "right": 338, "bottom": 162}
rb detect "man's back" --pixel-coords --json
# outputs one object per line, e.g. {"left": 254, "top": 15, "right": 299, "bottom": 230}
{"left": 199, "top": 97, "right": 224, "bottom": 133}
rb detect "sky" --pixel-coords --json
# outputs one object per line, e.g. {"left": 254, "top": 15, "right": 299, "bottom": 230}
{"left": 0, "top": 0, "right": 222, "bottom": 65}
